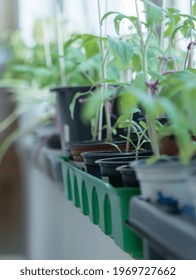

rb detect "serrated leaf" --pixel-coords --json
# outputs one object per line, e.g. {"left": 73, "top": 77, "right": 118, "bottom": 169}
{"left": 170, "top": 25, "right": 183, "bottom": 44}
{"left": 118, "top": 90, "right": 138, "bottom": 115}
{"left": 101, "top": 11, "right": 120, "bottom": 25}
{"left": 102, "top": 12, "right": 140, "bottom": 35}
{"left": 164, "top": 23, "right": 173, "bottom": 38}
{"left": 108, "top": 37, "right": 133, "bottom": 70}
{"left": 142, "top": 0, "right": 163, "bottom": 27}
{"left": 81, "top": 34, "right": 100, "bottom": 58}
{"left": 167, "top": 8, "right": 180, "bottom": 14}
{"left": 132, "top": 53, "right": 142, "bottom": 72}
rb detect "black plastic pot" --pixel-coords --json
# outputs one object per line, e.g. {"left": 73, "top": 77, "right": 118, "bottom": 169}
{"left": 51, "top": 86, "right": 93, "bottom": 152}
{"left": 46, "top": 134, "right": 62, "bottom": 150}
{"left": 82, "top": 151, "right": 133, "bottom": 178}
{"left": 96, "top": 151, "right": 152, "bottom": 187}
{"left": 116, "top": 165, "right": 139, "bottom": 187}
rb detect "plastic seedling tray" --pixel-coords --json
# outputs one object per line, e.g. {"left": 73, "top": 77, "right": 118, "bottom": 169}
{"left": 45, "top": 148, "right": 63, "bottom": 183}
{"left": 128, "top": 197, "right": 196, "bottom": 259}
{"left": 61, "top": 158, "right": 143, "bottom": 259}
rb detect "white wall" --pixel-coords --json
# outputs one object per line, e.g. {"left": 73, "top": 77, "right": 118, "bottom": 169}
{"left": 18, "top": 0, "right": 54, "bottom": 44}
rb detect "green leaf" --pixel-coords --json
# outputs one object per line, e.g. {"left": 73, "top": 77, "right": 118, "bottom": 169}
{"left": 118, "top": 89, "right": 138, "bottom": 115}
{"left": 69, "top": 90, "right": 90, "bottom": 120}
{"left": 163, "top": 23, "right": 173, "bottom": 38}
{"left": 102, "top": 12, "right": 139, "bottom": 35}
{"left": 139, "top": 120, "right": 147, "bottom": 130}
{"left": 108, "top": 37, "right": 133, "bottom": 70}
{"left": 131, "top": 72, "right": 146, "bottom": 91}
{"left": 193, "top": 1, "right": 196, "bottom": 16}
{"left": 167, "top": 8, "right": 180, "bottom": 14}
{"left": 104, "top": 142, "right": 123, "bottom": 153}
{"left": 81, "top": 91, "right": 103, "bottom": 123}
{"left": 64, "top": 34, "right": 81, "bottom": 49}
{"left": 81, "top": 34, "right": 100, "bottom": 58}
{"left": 170, "top": 25, "right": 183, "bottom": 44}
{"left": 142, "top": 0, "right": 163, "bottom": 27}
{"left": 101, "top": 11, "right": 120, "bottom": 25}
{"left": 132, "top": 53, "right": 142, "bottom": 72}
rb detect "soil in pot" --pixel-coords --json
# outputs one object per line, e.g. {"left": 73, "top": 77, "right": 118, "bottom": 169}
{"left": 96, "top": 151, "right": 152, "bottom": 188}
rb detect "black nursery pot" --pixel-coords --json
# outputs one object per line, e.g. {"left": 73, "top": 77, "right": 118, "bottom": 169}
{"left": 51, "top": 86, "right": 93, "bottom": 152}
{"left": 82, "top": 151, "right": 133, "bottom": 178}
{"left": 96, "top": 151, "right": 152, "bottom": 188}
{"left": 116, "top": 165, "right": 139, "bottom": 187}
{"left": 46, "top": 134, "right": 62, "bottom": 150}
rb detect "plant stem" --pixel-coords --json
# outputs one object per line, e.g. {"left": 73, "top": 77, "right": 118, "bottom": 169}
{"left": 55, "top": 3, "right": 67, "bottom": 86}
{"left": 121, "top": 68, "right": 133, "bottom": 152}
{"left": 93, "top": 105, "right": 100, "bottom": 141}
{"left": 41, "top": 19, "right": 52, "bottom": 68}
{"left": 126, "top": 114, "right": 133, "bottom": 152}
{"left": 97, "top": 0, "right": 112, "bottom": 141}
{"left": 160, "top": 0, "right": 167, "bottom": 53}
{"left": 184, "top": 41, "right": 196, "bottom": 69}
{"left": 135, "top": 0, "right": 160, "bottom": 157}
{"left": 188, "top": 0, "right": 194, "bottom": 68}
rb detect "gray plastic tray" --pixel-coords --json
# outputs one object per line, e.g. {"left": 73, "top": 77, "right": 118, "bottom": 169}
{"left": 128, "top": 197, "right": 196, "bottom": 259}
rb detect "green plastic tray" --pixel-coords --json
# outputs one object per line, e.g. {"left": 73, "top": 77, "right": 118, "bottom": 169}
{"left": 61, "top": 159, "right": 143, "bottom": 259}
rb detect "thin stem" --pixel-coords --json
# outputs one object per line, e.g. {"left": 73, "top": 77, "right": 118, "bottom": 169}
{"left": 188, "top": 0, "right": 194, "bottom": 68}
{"left": 126, "top": 114, "right": 133, "bottom": 152}
{"left": 184, "top": 42, "right": 196, "bottom": 69}
{"left": 184, "top": 47, "right": 190, "bottom": 69}
{"left": 97, "top": 0, "right": 105, "bottom": 80}
{"left": 97, "top": 0, "right": 112, "bottom": 141}
{"left": 135, "top": 0, "right": 160, "bottom": 157}
{"left": 98, "top": 102, "right": 103, "bottom": 140}
{"left": 160, "top": 0, "right": 167, "bottom": 52}
{"left": 104, "top": 101, "right": 112, "bottom": 141}
{"left": 104, "top": 0, "right": 108, "bottom": 37}
{"left": 41, "top": 19, "right": 52, "bottom": 68}
{"left": 55, "top": 3, "right": 67, "bottom": 86}
{"left": 102, "top": 46, "right": 111, "bottom": 71}
{"left": 93, "top": 107, "right": 100, "bottom": 141}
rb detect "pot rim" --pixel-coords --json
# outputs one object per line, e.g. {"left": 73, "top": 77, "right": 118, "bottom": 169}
{"left": 50, "top": 85, "right": 93, "bottom": 93}
{"left": 69, "top": 140, "right": 127, "bottom": 148}
{"left": 82, "top": 151, "right": 134, "bottom": 158}
{"left": 130, "top": 156, "right": 185, "bottom": 169}
{"left": 116, "top": 164, "right": 132, "bottom": 172}
{"left": 96, "top": 155, "right": 150, "bottom": 166}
